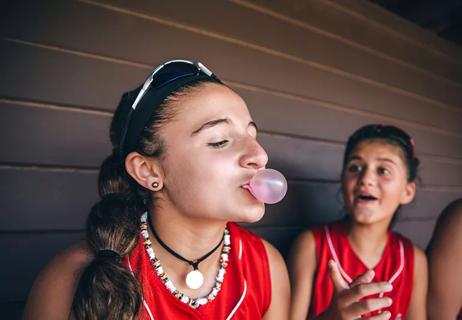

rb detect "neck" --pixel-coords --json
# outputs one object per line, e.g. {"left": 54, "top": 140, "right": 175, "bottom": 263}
{"left": 342, "top": 217, "right": 390, "bottom": 268}
{"left": 148, "top": 200, "right": 227, "bottom": 265}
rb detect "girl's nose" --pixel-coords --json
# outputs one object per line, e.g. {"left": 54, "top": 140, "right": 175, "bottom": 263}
{"left": 239, "top": 137, "right": 268, "bottom": 170}
{"left": 359, "top": 167, "right": 376, "bottom": 186}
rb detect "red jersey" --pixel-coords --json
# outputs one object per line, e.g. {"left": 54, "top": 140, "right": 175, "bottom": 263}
{"left": 310, "top": 223, "right": 414, "bottom": 320}
{"left": 124, "top": 222, "right": 271, "bottom": 319}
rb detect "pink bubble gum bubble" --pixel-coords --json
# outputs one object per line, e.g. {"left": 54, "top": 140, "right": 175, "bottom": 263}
{"left": 249, "top": 169, "right": 288, "bottom": 204}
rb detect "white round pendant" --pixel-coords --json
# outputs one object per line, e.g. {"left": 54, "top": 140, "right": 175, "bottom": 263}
{"left": 186, "top": 270, "right": 204, "bottom": 289}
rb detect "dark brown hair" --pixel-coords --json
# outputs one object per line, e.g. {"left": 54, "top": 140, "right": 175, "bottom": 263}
{"left": 341, "top": 124, "right": 420, "bottom": 227}
{"left": 342, "top": 124, "right": 419, "bottom": 182}
{"left": 72, "top": 80, "right": 219, "bottom": 319}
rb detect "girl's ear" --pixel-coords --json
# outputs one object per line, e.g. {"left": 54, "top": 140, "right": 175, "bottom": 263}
{"left": 400, "top": 181, "right": 416, "bottom": 205}
{"left": 124, "top": 152, "right": 165, "bottom": 191}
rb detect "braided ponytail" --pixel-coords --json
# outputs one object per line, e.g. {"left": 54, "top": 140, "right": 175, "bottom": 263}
{"left": 72, "top": 90, "right": 147, "bottom": 319}
{"left": 72, "top": 152, "right": 143, "bottom": 319}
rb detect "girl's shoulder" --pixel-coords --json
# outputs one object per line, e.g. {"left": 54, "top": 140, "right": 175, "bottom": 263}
{"left": 389, "top": 230, "right": 427, "bottom": 274}
{"left": 23, "top": 240, "right": 94, "bottom": 319}
{"left": 289, "top": 221, "right": 341, "bottom": 255}
{"left": 39, "top": 240, "right": 94, "bottom": 282}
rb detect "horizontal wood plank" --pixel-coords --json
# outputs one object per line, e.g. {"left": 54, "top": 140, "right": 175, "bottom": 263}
{"left": 0, "top": 232, "right": 84, "bottom": 301}
{"left": 2, "top": 3, "right": 462, "bottom": 133}
{"left": 0, "top": 168, "right": 98, "bottom": 231}
{"left": 0, "top": 101, "right": 111, "bottom": 167}
{"left": 243, "top": 0, "right": 462, "bottom": 83}
{"left": 0, "top": 39, "right": 146, "bottom": 111}
{"left": 4, "top": 0, "right": 462, "bottom": 108}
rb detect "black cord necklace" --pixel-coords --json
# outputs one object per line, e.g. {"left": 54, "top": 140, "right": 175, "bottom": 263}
{"left": 147, "top": 214, "right": 224, "bottom": 289}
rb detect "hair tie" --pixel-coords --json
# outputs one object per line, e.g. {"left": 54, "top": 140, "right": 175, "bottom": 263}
{"left": 96, "top": 249, "right": 122, "bottom": 261}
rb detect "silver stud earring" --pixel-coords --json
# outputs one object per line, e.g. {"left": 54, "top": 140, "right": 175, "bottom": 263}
{"left": 151, "top": 181, "right": 159, "bottom": 189}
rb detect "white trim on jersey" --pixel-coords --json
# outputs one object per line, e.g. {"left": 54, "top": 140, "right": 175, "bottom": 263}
{"left": 127, "top": 255, "right": 155, "bottom": 320}
{"left": 324, "top": 225, "right": 404, "bottom": 288}
{"left": 226, "top": 280, "right": 247, "bottom": 320}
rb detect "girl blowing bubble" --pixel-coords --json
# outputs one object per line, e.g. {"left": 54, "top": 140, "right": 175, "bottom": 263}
{"left": 24, "top": 60, "right": 290, "bottom": 319}
{"left": 289, "top": 125, "right": 427, "bottom": 320}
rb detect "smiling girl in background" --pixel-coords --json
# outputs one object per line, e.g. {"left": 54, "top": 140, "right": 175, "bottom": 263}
{"left": 290, "top": 124, "right": 427, "bottom": 320}
{"left": 24, "top": 60, "right": 289, "bottom": 319}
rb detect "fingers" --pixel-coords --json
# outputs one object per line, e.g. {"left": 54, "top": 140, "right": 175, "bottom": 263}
{"left": 341, "top": 282, "right": 393, "bottom": 306}
{"left": 365, "top": 311, "right": 392, "bottom": 319}
{"left": 350, "top": 269, "right": 375, "bottom": 286}
{"left": 328, "top": 260, "right": 350, "bottom": 291}
{"left": 348, "top": 297, "right": 393, "bottom": 318}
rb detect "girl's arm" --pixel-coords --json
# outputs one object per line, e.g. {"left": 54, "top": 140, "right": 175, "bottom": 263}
{"left": 23, "top": 241, "right": 93, "bottom": 320}
{"left": 288, "top": 230, "right": 317, "bottom": 320}
{"left": 262, "top": 240, "right": 290, "bottom": 320}
{"left": 427, "top": 201, "right": 462, "bottom": 320}
{"left": 407, "top": 246, "right": 428, "bottom": 320}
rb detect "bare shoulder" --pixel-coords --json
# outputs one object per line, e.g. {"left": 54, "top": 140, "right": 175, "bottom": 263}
{"left": 287, "top": 229, "right": 318, "bottom": 320}
{"left": 263, "top": 240, "right": 289, "bottom": 286}
{"left": 413, "top": 245, "right": 427, "bottom": 273}
{"left": 23, "top": 240, "right": 94, "bottom": 320}
{"left": 407, "top": 244, "right": 428, "bottom": 320}
{"left": 428, "top": 198, "right": 462, "bottom": 254}
{"left": 435, "top": 198, "right": 462, "bottom": 232}
{"left": 291, "top": 229, "right": 315, "bottom": 253}
{"left": 288, "top": 228, "right": 317, "bottom": 279}
{"left": 261, "top": 239, "right": 290, "bottom": 319}
{"left": 262, "top": 239, "right": 287, "bottom": 272}
{"left": 287, "top": 229, "right": 317, "bottom": 282}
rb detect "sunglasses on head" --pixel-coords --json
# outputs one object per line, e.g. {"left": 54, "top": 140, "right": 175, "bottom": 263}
{"left": 130, "top": 60, "right": 216, "bottom": 111}
{"left": 119, "top": 59, "right": 220, "bottom": 156}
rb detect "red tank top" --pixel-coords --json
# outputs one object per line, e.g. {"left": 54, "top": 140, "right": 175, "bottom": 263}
{"left": 124, "top": 222, "right": 271, "bottom": 319}
{"left": 310, "top": 223, "right": 414, "bottom": 320}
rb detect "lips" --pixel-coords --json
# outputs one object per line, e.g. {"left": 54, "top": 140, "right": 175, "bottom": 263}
{"left": 241, "top": 183, "right": 258, "bottom": 200}
{"left": 354, "top": 193, "right": 378, "bottom": 204}
{"left": 241, "top": 184, "right": 253, "bottom": 194}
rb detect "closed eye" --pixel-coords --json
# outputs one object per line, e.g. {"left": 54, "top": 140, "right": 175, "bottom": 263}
{"left": 208, "top": 140, "right": 229, "bottom": 148}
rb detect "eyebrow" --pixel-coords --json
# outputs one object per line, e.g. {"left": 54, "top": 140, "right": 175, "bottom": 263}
{"left": 191, "top": 118, "right": 258, "bottom": 135}
{"left": 377, "top": 157, "right": 398, "bottom": 166}
{"left": 347, "top": 155, "right": 398, "bottom": 166}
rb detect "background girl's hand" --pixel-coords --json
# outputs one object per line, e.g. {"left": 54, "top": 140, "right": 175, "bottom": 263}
{"left": 317, "top": 260, "right": 393, "bottom": 320}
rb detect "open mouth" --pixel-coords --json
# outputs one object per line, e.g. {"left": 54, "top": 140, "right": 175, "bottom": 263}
{"left": 355, "top": 194, "right": 378, "bottom": 202}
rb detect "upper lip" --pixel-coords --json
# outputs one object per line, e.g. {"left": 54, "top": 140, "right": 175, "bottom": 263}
{"left": 354, "top": 188, "right": 378, "bottom": 200}
{"left": 242, "top": 184, "right": 251, "bottom": 190}
{"left": 240, "top": 174, "right": 257, "bottom": 188}
{"left": 355, "top": 193, "right": 378, "bottom": 201}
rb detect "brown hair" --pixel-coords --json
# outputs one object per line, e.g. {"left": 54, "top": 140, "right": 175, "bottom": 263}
{"left": 72, "top": 80, "right": 219, "bottom": 319}
{"left": 341, "top": 124, "right": 420, "bottom": 227}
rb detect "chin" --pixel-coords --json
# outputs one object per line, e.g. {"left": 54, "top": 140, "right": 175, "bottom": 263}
{"left": 352, "top": 209, "right": 377, "bottom": 224}
{"left": 236, "top": 205, "right": 266, "bottom": 223}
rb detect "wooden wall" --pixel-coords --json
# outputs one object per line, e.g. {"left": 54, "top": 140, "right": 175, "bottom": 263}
{"left": 1, "top": 0, "right": 461, "bottom": 317}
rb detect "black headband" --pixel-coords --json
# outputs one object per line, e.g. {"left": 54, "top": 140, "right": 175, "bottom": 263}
{"left": 119, "top": 62, "right": 222, "bottom": 159}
